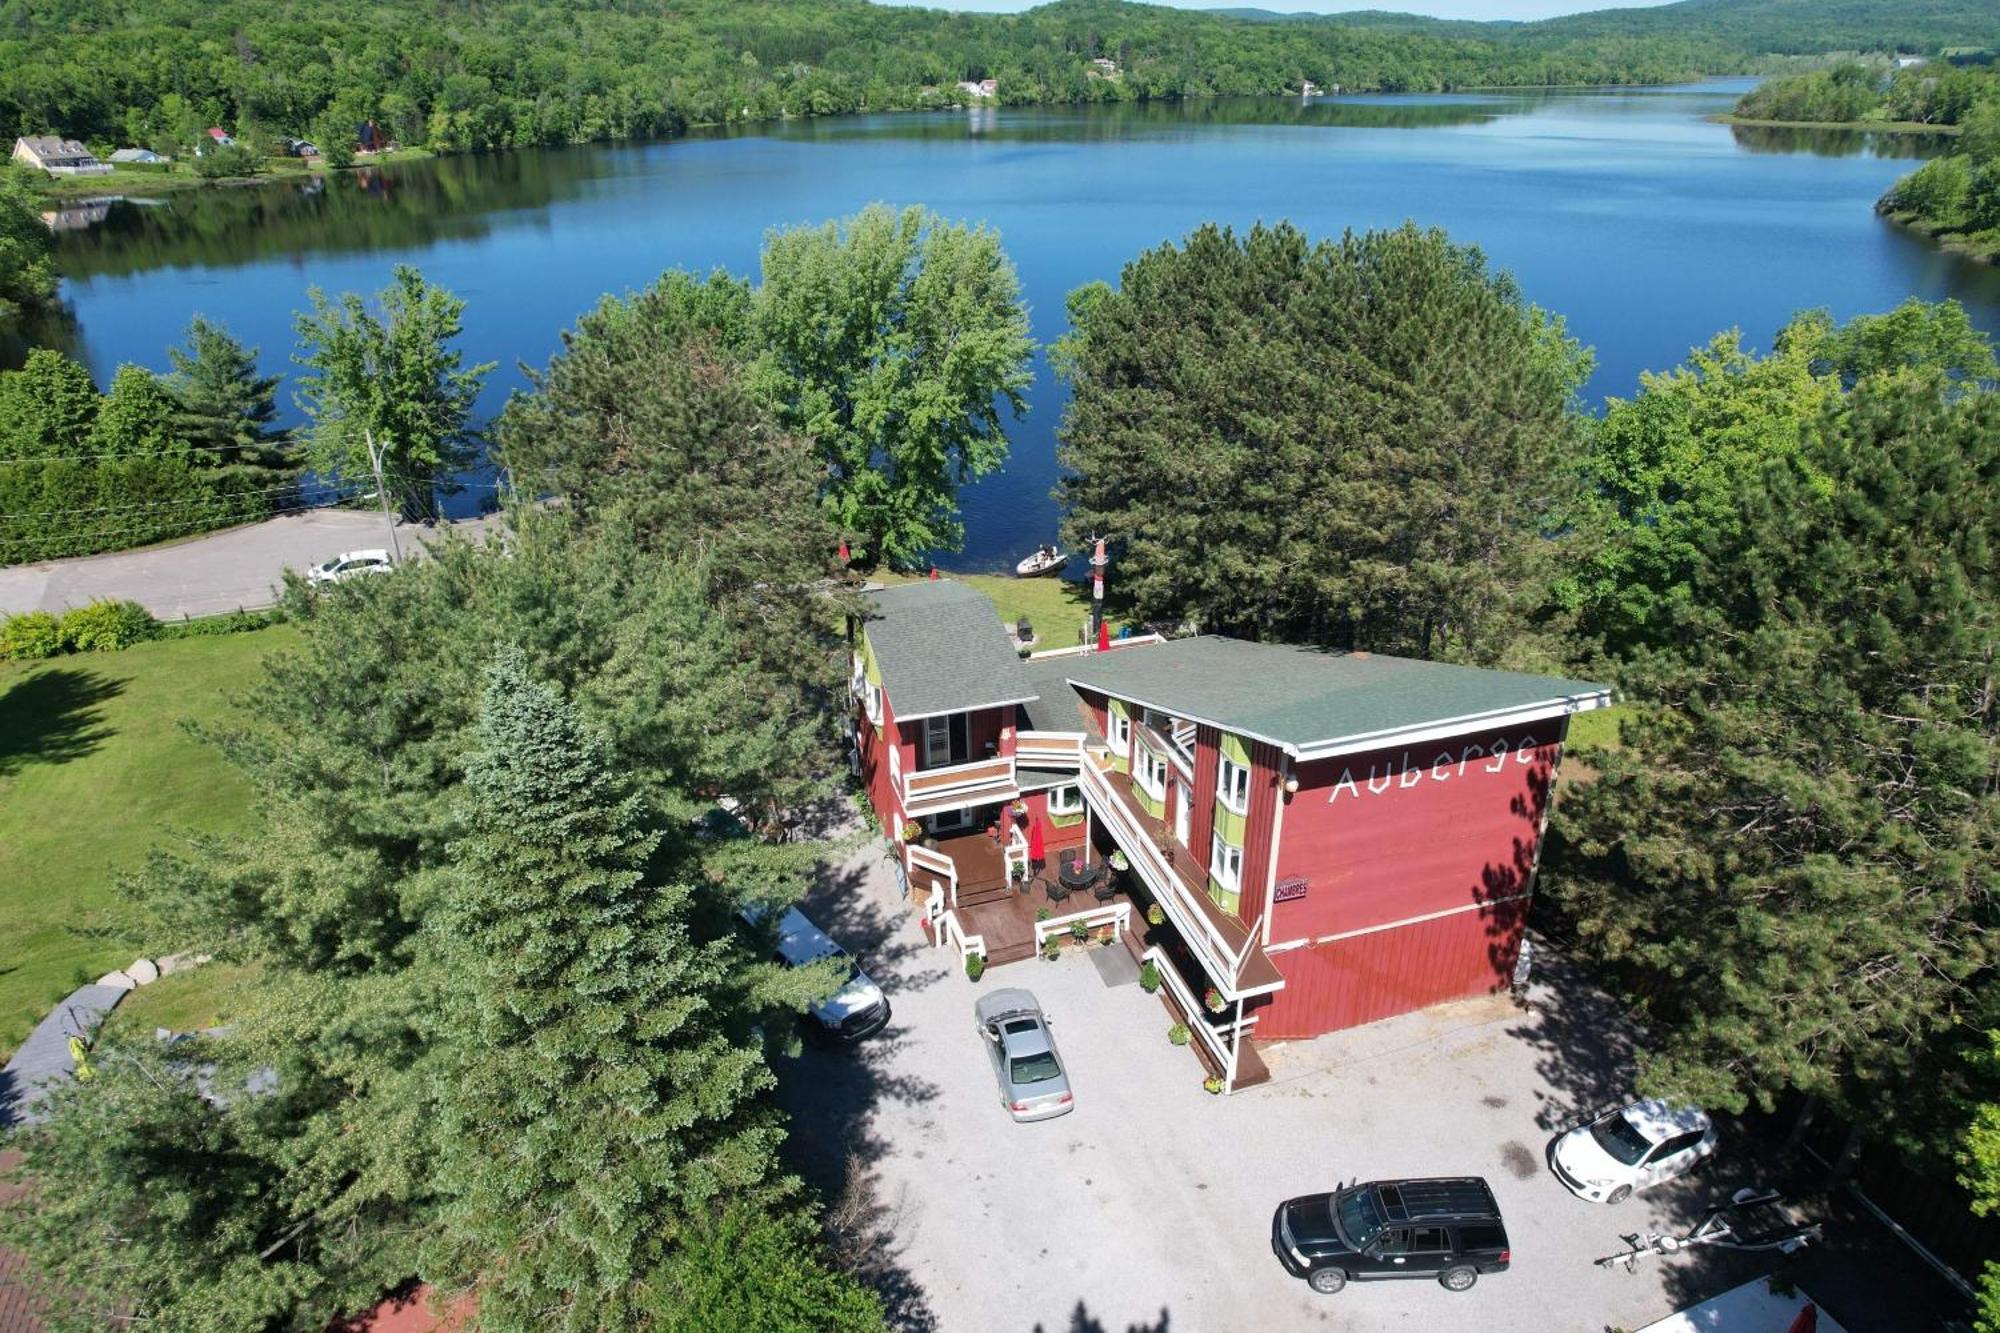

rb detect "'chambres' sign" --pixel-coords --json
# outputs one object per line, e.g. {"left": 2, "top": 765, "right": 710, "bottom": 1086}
{"left": 1274, "top": 876, "right": 1309, "bottom": 903}
{"left": 1325, "top": 733, "right": 1549, "bottom": 803}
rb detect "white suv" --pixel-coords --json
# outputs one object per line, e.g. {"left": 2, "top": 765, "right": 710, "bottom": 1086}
{"left": 766, "top": 907, "right": 891, "bottom": 1044}
{"left": 305, "top": 549, "right": 394, "bottom": 586}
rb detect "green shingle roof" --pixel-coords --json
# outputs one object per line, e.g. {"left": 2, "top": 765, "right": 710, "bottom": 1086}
{"left": 1059, "top": 637, "right": 1609, "bottom": 756}
{"left": 861, "top": 581, "right": 1039, "bottom": 721}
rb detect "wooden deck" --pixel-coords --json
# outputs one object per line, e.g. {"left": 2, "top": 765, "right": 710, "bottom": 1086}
{"left": 945, "top": 874, "right": 1138, "bottom": 965}
{"left": 908, "top": 831, "right": 1011, "bottom": 906}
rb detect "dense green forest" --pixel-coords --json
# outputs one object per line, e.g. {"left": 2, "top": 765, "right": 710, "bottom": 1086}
{"left": 2, "top": 0, "right": 1994, "bottom": 159}
{"left": 1734, "top": 58, "right": 2000, "bottom": 125}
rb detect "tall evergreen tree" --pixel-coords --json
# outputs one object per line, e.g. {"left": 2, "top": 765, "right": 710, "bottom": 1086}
{"left": 1057, "top": 221, "right": 1590, "bottom": 663}
{"left": 1547, "top": 373, "right": 2000, "bottom": 1130}
{"left": 420, "top": 648, "right": 791, "bottom": 1326}
{"left": 166, "top": 315, "right": 289, "bottom": 469}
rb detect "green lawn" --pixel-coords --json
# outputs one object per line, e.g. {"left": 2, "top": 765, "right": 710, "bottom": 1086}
{"left": 874, "top": 570, "right": 1104, "bottom": 648}
{"left": 0, "top": 629, "right": 292, "bottom": 1057}
{"left": 101, "top": 961, "right": 261, "bottom": 1039}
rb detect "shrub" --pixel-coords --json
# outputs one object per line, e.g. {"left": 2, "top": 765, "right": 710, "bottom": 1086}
{"left": 964, "top": 953, "right": 985, "bottom": 982}
{"left": 0, "top": 611, "right": 63, "bottom": 660}
{"left": 1069, "top": 920, "right": 1089, "bottom": 942}
{"left": 1138, "top": 961, "right": 1161, "bottom": 993}
{"left": 156, "top": 608, "right": 280, "bottom": 640}
{"left": 59, "top": 600, "right": 158, "bottom": 652}
{"left": 1167, "top": 1022, "right": 1190, "bottom": 1046}
{"left": 1203, "top": 1076, "right": 1223, "bottom": 1095}
{"left": 1034, "top": 906, "right": 1051, "bottom": 922}
{"left": 1041, "top": 937, "right": 1060, "bottom": 961}
{"left": 1145, "top": 903, "right": 1165, "bottom": 927}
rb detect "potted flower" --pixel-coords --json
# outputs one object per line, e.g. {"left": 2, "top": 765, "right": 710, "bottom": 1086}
{"left": 1010, "top": 799, "right": 1028, "bottom": 819}
{"left": 1202, "top": 1076, "right": 1223, "bottom": 1095}
{"left": 1203, "top": 986, "right": 1225, "bottom": 1014}
{"left": 1167, "top": 1022, "right": 1190, "bottom": 1047}
{"left": 1145, "top": 903, "right": 1165, "bottom": 927}
{"left": 900, "top": 819, "right": 922, "bottom": 843}
{"left": 1139, "top": 961, "right": 1161, "bottom": 994}
{"left": 1034, "top": 906, "right": 1052, "bottom": 923}
{"left": 1108, "top": 849, "right": 1129, "bottom": 873}
{"left": 965, "top": 954, "right": 985, "bottom": 982}
{"left": 1041, "top": 937, "right": 1062, "bottom": 962}
{"left": 1070, "top": 920, "right": 1089, "bottom": 943}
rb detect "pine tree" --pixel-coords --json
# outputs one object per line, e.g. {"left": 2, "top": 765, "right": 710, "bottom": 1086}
{"left": 166, "top": 315, "right": 289, "bottom": 470}
{"left": 419, "top": 648, "right": 792, "bottom": 1327}
{"left": 1547, "top": 374, "right": 2000, "bottom": 1128}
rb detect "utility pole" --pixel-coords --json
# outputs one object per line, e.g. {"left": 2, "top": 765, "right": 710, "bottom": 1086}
{"left": 363, "top": 426, "right": 402, "bottom": 565}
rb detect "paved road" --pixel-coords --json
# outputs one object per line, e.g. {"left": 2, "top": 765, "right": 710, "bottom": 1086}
{"left": 0, "top": 511, "right": 503, "bottom": 622}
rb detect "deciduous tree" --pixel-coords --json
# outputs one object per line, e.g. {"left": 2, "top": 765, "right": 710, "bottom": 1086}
{"left": 0, "top": 165, "right": 57, "bottom": 323}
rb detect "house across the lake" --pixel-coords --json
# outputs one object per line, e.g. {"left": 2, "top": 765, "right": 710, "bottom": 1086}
{"left": 849, "top": 579, "right": 1609, "bottom": 1092}
{"left": 11, "top": 136, "right": 111, "bottom": 176}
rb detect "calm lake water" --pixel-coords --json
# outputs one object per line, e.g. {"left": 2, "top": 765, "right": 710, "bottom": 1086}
{"left": 43, "top": 79, "right": 2000, "bottom": 570}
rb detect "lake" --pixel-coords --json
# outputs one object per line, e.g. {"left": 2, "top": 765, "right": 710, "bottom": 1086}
{"left": 43, "top": 79, "right": 2000, "bottom": 571}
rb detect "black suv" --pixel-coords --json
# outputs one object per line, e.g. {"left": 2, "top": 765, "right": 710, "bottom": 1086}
{"left": 1272, "top": 1177, "right": 1511, "bottom": 1294}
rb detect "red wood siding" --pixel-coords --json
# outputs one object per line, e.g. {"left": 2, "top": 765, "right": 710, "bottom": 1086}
{"left": 1018, "top": 787, "right": 1089, "bottom": 858}
{"left": 1255, "top": 896, "right": 1529, "bottom": 1038}
{"left": 1189, "top": 724, "right": 1219, "bottom": 861}
{"left": 1237, "top": 740, "right": 1284, "bottom": 937}
{"left": 856, "top": 687, "right": 905, "bottom": 832}
{"left": 1076, "top": 687, "right": 1109, "bottom": 739}
{"left": 1269, "top": 722, "right": 1563, "bottom": 949}
{"left": 969, "top": 706, "right": 1006, "bottom": 760}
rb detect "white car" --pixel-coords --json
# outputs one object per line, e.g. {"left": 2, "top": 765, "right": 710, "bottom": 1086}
{"left": 305, "top": 549, "right": 394, "bottom": 586}
{"left": 1551, "top": 1100, "right": 1716, "bottom": 1204}
{"left": 766, "top": 907, "right": 891, "bottom": 1044}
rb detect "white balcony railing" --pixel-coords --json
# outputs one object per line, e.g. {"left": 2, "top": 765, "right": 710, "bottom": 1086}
{"left": 1078, "top": 759, "right": 1245, "bottom": 997}
{"left": 1144, "top": 945, "right": 1235, "bottom": 1089}
{"left": 925, "top": 890, "right": 986, "bottom": 963}
{"left": 898, "top": 753, "right": 1017, "bottom": 811}
{"left": 1034, "top": 900, "right": 1131, "bottom": 948}
{"left": 1015, "top": 730, "right": 1086, "bottom": 770}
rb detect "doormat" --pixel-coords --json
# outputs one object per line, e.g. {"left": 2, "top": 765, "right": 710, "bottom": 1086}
{"left": 1088, "top": 943, "right": 1141, "bottom": 989}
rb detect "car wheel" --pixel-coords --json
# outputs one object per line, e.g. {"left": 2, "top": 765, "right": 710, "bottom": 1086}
{"left": 1606, "top": 1184, "right": 1632, "bottom": 1206}
{"left": 1307, "top": 1267, "right": 1347, "bottom": 1294}
{"left": 1439, "top": 1266, "right": 1478, "bottom": 1292}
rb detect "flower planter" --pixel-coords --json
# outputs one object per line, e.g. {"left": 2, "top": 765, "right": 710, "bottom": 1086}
{"left": 1203, "top": 987, "right": 1226, "bottom": 1014}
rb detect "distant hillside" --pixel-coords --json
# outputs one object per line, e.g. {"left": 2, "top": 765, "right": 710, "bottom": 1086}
{"left": 1205, "top": 0, "right": 1999, "bottom": 56}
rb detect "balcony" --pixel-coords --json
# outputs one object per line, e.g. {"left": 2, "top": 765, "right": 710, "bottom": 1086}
{"left": 1015, "top": 729, "right": 1086, "bottom": 771}
{"left": 898, "top": 753, "right": 1018, "bottom": 818}
{"left": 1077, "top": 758, "right": 1284, "bottom": 1003}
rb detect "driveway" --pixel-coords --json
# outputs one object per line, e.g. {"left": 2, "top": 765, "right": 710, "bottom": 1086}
{"left": 775, "top": 833, "right": 1958, "bottom": 1333}
{"left": 0, "top": 510, "right": 503, "bottom": 621}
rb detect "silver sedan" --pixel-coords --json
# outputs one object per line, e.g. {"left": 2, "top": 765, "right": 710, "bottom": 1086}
{"left": 974, "top": 988, "right": 1074, "bottom": 1122}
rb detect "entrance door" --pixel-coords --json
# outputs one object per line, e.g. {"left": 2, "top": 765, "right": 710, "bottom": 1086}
{"left": 1174, "top": 780, "right": 1192, "bottom": 849}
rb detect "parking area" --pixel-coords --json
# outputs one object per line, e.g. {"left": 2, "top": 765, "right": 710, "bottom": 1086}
{"left": 773, "top": 830, "right": 1949, "bottom": 1333}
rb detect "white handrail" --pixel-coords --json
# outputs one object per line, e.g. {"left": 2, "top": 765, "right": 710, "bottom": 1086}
{"left": 1079, "top": 761, "right": 1239, "bottom": 987}
{"left": 899, "top": 754, "right": 1018, "bottom": 805}
{"left": 906, "top": 842, "right": 958, "bottom": 908}
{"left": 1143, "top": 945, "right": 1233, "bottom": 1075}
{"left": 935, "top": 907, "right": 986, "bottom": 963}
{"left": 1034, "top": 901, "right": 1131, "bottom": 947}
{"left": 1016, "top": 730, "right": 1086, "bottom": 769}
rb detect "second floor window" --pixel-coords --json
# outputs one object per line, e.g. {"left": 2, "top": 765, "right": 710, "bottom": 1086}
{"left": 1048, "top": 784, "right": 1082, "bottom": 815}
{"left": 1135, "top": 744, "right": 1168, "bottom": 802}
{"left": 1210, "top": 833, "right": 1243, "bottom": 892}
{"left": 864, "top": 681, "right": 884, "bottom": 727}
{"left": 1218, "top": 755, "right": 1250, "bottom": 815}
{"left": 1108, "top": 706, "right": 1131, "bottom": 754}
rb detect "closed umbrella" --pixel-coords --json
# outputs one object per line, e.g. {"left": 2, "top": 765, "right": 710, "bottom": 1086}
{"left": 1028, "top": 816, "right": 1046, "bottom": 865}
{"left": 1785, "top": 1303, "right": 1818, "bottom": 1333}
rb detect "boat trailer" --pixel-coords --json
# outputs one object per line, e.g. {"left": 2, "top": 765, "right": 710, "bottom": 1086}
{"left": 1595, "top": 1188, "right": 1823, "bottom": 1273}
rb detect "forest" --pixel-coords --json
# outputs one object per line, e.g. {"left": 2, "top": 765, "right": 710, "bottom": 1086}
{"left": 1, "top": 0, "right": 1994, "bottom": 158}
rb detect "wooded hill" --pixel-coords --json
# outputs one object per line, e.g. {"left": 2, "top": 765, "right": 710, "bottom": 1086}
{"left": 2, "top": 0, "right": 1992, "bottom": 158}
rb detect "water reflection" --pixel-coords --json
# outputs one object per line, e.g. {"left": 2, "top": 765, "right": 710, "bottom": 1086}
{"left": 1727, "top": 123, "right": 1948, "bottom": 160}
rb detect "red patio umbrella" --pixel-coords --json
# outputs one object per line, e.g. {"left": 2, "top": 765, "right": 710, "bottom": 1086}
{"left": 1027, "top": 816, "right": 1046, "bottom": 865}
{"left": 1785, "top": 1303, "right": 1818, "bottom": 1333}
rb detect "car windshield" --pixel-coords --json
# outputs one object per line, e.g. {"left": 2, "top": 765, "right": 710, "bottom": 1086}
{"left": 1009, "top": 1052, "right": 1062, "bottom": 1085}
{"left": 1331, "top": 1188, "right": 1386, "bottom": 1249}
{"left": 1590, "top": 1111, "right": 1657, "bottom": 1166}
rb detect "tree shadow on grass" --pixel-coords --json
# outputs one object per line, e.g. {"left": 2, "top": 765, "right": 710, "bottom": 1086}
{"left": 0, "top": 668, "right": 122, "bottom": 778}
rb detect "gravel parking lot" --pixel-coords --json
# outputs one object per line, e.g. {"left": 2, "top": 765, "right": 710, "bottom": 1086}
{"left": 773, "top": 832, "right": 1952, "bottom": 1333}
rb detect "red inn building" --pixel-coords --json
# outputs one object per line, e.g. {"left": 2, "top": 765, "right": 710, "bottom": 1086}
{"left": 849, "top": 580, "right": 1610, "bottom": 1092}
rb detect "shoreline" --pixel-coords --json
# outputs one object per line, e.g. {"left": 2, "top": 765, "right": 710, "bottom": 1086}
{"left": 32, "top": 148, "right": 437, "bottom": 203}
{"left": 1875, "top": 203, "right": 2000, "bottom": 266}
{"left": 1708, "top": 112, "right": 1960, "bottom": 136}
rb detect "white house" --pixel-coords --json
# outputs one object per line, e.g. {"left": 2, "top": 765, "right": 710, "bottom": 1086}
{"left": 957, "top": 79, "right": 998, "bottom": 99}
{"left": 11, "top": 136, "right": 111, "bottom": 176}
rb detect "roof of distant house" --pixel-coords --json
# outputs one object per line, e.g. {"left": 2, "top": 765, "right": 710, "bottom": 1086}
{"left": 1060, "top": 636, "right": 1608, "bottom": 759}
{"left": 861, "top": 580, "right": 1038, "bottom": 723}
{"left": 13, "top": 135, "right": 96, "bottom": 161}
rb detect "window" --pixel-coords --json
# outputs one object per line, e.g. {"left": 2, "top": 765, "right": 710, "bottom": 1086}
{"left": 1048, "top": 784, "right": 1082, "bottom": 815}
{"left": 1135, "top": 745, "right": 1168, "bottom": 801}
{"left": 920, "top": 712, "right": 969, "bottom": 769}
{"left": 864, "top": 681, "right": 884, "bottom": 727}
{"left": 1108, "top": 705, "right": 1131, "bottom": 754}
{"left": 1218, "top": 754, "right": 1250, "bottom": 815}
{"left": 1403, "top": 1227, "right": 1451, "bottom": 1255}
{"left": 1651, "top": 1129, "right": 1707, "bottom": 1163}
{"left": 1209, "top": 833, "right": 1242, "bottom": 891}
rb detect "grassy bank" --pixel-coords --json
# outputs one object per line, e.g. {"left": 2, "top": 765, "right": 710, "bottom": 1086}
{"left": 872, "top": 569, "right": 1102, "bottom": 647}
{"left": 32, "top": 149, "right": 436, "bottom": 202}
{"left": 1878, "top": 205, "right": 2000, "bottom": 265}
{"left": 0, "top": 627, "right": 291, "bottom": 1057}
